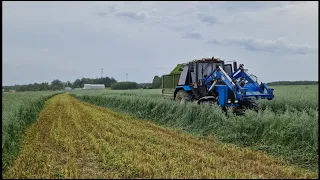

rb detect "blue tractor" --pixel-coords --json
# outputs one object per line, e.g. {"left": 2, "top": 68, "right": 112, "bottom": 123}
{"left": 161, "top": 57, "right": 274, "bottom": 114}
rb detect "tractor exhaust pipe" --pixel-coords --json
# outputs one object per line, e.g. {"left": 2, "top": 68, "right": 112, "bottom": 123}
{"left": 233, "top": 61, "right": 237, "bottom": 71}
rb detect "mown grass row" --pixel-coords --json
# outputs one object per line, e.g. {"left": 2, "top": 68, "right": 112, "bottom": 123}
{"left": 5, "top": 94, "right": 317, "bottom": 178}
{"left": 72, "top": 94, "right": 318, "bottom": 171}
{"left": 2, "top": 92, "right": 62, "bottom": 173}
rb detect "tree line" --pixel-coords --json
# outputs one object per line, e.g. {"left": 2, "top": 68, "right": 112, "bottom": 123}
{"left": 110, "top": 76, "right": 162, "bottom": 90}
{"left": 2, "top": 75, "right": 164, "bottom": 92}
{"left": 2, "top": 64, "right": 189, "bottom": 92}
{"left": 2, "top": 77, "right": 117, "bottom": 92}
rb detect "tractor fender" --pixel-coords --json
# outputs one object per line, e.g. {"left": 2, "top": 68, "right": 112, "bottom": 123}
{"left": 197, "top": 96, "right": 217, "bottom": 105}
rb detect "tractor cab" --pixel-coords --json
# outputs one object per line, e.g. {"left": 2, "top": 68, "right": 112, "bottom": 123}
{"left": 179, "top": 57, "right": 237, "bottom": 86}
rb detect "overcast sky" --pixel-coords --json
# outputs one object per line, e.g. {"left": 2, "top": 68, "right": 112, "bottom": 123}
{"left": 2, "top": 1, "right": 318, "bottom": 86}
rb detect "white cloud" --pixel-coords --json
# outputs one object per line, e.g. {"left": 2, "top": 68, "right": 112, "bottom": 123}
{"left": 208, "top": 37, "right": 318, "bottom": 54}
{"left": 181, "top": 32, "right": 202, "bottom": 40}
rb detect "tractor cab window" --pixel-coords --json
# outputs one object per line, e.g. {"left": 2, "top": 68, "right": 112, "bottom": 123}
{"left": 197, "top": 62, "right": 224, "bottom": 80}
{"left": 198, "top": 62, "right": 213, "bottom": 80}
{"left": 223, "top": 64, "right": 232, "bottom": 75}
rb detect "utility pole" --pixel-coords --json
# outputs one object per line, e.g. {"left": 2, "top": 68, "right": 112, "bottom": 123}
{"left": 101, "top": 68, "right": 103, "bottom": 78}
{"left": 126, "top": 73, "right": 128, "bottom": 82}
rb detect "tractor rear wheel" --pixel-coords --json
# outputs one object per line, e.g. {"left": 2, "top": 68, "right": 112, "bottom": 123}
{"left": 175, "top": 90, "right": 192, "bottom": 102}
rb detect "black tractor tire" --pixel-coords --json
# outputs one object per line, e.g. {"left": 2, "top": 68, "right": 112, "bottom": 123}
{"left": 175, "top": 90, "right": 192, "bottom": 102}
{"left": 239, "top": 98, "right": 259, "bottom": 112}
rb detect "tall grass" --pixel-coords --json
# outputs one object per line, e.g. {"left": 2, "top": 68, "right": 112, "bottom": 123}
{"left": 2, "top": 91, "right": 62, "bottom": 173}
{"left": 73, "top": 85, "right": 318, "bottom": 111}
{"left": 72, "top": 85, "right": 318, "bottom": 171}
{"left": 259, "top": 85, "right": 318, "bottom": 113}
{"left": 2, "top": 91, "right": 63, "bottom": 129}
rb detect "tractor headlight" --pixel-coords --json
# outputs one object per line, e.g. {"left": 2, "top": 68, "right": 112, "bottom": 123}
{"left": 235, "top": 100, "right": 238, "bottom": 103}
{"left": 228, "top": 99, "right": 231, "bottom": 104}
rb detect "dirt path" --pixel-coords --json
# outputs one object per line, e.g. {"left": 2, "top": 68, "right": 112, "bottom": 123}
{"left": 4, "top": 94, "right": 317, "bottom": 178}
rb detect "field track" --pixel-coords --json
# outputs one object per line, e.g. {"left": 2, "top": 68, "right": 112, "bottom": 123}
{"left": 4, "top": 94, "right": 317, "bottom": 179}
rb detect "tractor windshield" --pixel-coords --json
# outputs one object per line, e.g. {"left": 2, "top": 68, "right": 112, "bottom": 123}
{"left": 198, "top": 62, "right": 223, "bottom": 79}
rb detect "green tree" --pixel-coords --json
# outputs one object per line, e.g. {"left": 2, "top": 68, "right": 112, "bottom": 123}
{"left": 152, "top": 75, "right": 162, "bottom": 89}
{"left": 51, "top": 79, "right": 63, "bottom": 90}
{"left": 73, "top": 79, "right": 82, "bottom": 88}
{"left": 33, "top": 83, "right": 40, "bottom": 91}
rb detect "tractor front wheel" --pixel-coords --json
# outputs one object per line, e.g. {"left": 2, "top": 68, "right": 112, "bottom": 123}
{"left": 175, "top": 90, "right": 192, "bottom": 102}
